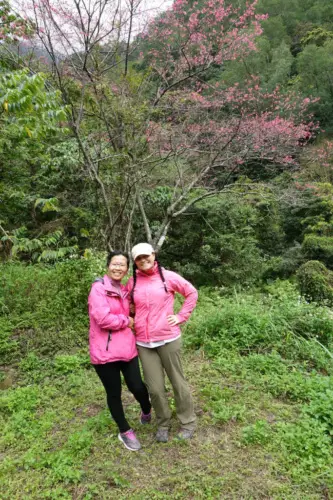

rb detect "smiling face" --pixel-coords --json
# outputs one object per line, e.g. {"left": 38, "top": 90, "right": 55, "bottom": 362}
{"left": 107, "top": 255, "right": 129, "bottom": 281}
{"left": 135, "top": 252, "right": 156, "bottom": 272}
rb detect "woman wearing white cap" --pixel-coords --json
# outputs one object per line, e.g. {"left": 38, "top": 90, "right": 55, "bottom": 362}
{"left": 127, "top": 243, "right": 198, "bottom": 442}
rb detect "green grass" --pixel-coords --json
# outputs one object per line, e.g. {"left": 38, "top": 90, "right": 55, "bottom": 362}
{"left": 1, "top": 350, "right": 332, "bottom": 499}
{"left": 1, "top": 264, "right": 333, "bottom": 498}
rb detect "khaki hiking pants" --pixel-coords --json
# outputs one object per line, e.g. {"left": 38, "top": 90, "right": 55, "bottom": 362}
{"left": 137, "top": 338, "right": 196, "bottom": 431}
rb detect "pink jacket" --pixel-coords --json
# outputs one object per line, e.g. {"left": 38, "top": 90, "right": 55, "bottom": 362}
{"left": 88, "top": 275, "right": 137, "bottom": 364}
{"left": 127, "top": 263, "right": 198, "bottom": 343}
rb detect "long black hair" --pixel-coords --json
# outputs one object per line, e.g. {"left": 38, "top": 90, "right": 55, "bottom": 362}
{"left": 106, "top": 250, "right": 130, "bottom": 268}
{"left": 131, "top": 259, "right": 167, "bottom": 301}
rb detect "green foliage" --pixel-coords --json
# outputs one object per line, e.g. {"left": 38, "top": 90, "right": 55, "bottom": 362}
{"left": 0, "top": 69, "right": 67, "bottom": 138}
{"left": 263, "top": 245, "right": 304, "bottom": 280}
{"left": 0, "top": 257, "right": 105, "bottom": 360}
{"left": 301, "top": 26, "right": 333, "bottom": 46}
{"left": 296, "top": 40, "right": 333, "bottom": 128}
{"left": 241, "top": 420, "right": 272, "bottom": 445}
{"left": 1, "top": 385, "right": 43, "bottom": 415}
{"left": 276, "top": 418, "right": 333, "bottom": 475}
{"left": 0, "top": 317, "right": 18, "bottom": 364}
{"left": 1, "top": 227, "right": 79, "bottom": 262}
{"left": 0, "top": 70, "right": 76, "bottom": 263}
{"left": 54, "top": 354, "right": 90, "bottom": 374}
{"left": 296, "top": 260, "right": 333, "bottom": 304}
{"left": 161, "top": 192, "right": 273, "bottom": 287}
{"left": 303, "top": 388, "right": 333, "bottom": 436}
{"left": 35, "top": 197, "right": 61, "bottom": 213}
{"left": 302, "top": 235, "right": 333, "bottom": 267}
{"left": 185, "top": 281, "right": 333, "bottom": 367}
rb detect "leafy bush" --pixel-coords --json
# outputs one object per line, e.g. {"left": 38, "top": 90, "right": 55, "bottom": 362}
{"left": 185, "top": 281, "right": 333, "bottom": 369}
{"left": 302, "top": 235, "right": 333, "bottom": 268}
{"left": 161, "top": 194, "right": 266, "bottom": 287}
{"left": 296, "top": 260, "right": 333, "bottom": 305}
{"left": 0, "top": 255, "right": 106, "bottom": 357}
{"left": 242, "top": 352, "right": 287, "bottom": 375}
{"left": 263, "top": 245, "right": 304, "bottom": 280}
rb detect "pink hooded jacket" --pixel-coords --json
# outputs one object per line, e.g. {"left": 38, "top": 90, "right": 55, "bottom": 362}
{"left": 127, "top": 263, "right": 198, "bottom": 343}
{"left": 88, "top": 275, "right": 137, "bottom": 364}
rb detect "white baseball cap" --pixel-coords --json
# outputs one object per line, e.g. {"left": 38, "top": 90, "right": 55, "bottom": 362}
{"left": 131, "top": 243, "right": 155, "bottom": 261}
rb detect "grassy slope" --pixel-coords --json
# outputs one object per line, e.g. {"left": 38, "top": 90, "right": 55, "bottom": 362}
{"left": 1, "top": 350, "right": 331, "bottom": 500}
{"left": 1, "top": 265, "right": 332, "bottom": 498}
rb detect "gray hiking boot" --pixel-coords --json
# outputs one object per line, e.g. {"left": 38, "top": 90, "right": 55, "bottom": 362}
{"left": 118, "top": 429, "right": 141, "bottom": 451}
{"left": 156, "top": 428, "right": 169, "bottom": 442}
{"left": 177, "top": 429, "right": 195, "bottom": 440}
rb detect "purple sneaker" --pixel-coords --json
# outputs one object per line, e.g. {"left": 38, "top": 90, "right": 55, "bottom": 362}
{"left": 118, "top": 429, "right": 141, "bottom": 451}
{"left": 140, "top": 411, "right": 152, "bottom": 425}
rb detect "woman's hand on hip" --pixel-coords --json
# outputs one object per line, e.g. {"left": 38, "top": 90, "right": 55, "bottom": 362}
{"left": 128, "top": 317, "right": 134, "bottom": 329}
{"left": 167, "top": 315, "right": 180, "bottom": 326}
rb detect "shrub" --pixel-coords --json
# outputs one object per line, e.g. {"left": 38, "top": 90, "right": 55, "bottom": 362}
{"left": 263, "top": 245, "right": 304, "bottom": 280}
{"left": 0, "top": 255, "right": 105, "bottom": 357}
{"left": 185, "top": 282, "right": 333, "bottom": 370}
{"left": 160, "top": 194, "right": 266, "bottom": 287}
{"left": 296, "top": 260, "right": 333, "bottom": 305}
{"left": 302, "top": 235, "right": 333, "bottom": 267}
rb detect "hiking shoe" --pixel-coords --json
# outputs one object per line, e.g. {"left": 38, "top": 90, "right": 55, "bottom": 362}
{"left": 177, "top": 429, "right": 195, "bottom": 440}
{"left": 156, "top": 428, "right": 169, "bottom": 443}
{"left": 140, "top": 411, "right": 152, "bottom": 425}
{"left": 118, "top": 429, "right": 141, "bottom": 451}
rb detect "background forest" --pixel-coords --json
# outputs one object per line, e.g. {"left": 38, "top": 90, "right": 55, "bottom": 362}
{"left": 1, "top": 0, "right": 333, "bottom": 498}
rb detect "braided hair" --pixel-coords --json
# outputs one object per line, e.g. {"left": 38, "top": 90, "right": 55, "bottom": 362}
{"left": 131, "top": 259, "right": 167, "bottom": 301}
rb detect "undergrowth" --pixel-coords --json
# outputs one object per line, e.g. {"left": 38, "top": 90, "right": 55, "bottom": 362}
{"left": 1, "top": 263, "right": 333, "bottom": 498}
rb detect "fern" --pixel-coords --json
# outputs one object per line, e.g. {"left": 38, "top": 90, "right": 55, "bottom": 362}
{"left": 1, "top": 226, "right": 78, "bottom": 262}
{"left": 38, "top": 246, "right": 78, "bottom": 262}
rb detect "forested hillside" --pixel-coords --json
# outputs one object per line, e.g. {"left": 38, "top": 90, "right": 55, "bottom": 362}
{"left": 1, "top": 0, "right": 333, "bottom": 497}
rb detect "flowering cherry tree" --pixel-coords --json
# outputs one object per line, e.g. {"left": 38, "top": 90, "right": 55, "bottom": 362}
{"left": 14, "top": 0, "right": 318, "bottom": 251}
{"left": 0, "top": 0, "right": 31, "bottom": 42}
{"left": 136, "top": 0, "right": 318, "bottom": 248}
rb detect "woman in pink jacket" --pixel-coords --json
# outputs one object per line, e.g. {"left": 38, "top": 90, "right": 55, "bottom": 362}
{"left": 88, "top": 251, "right": 151, "bottom": 451}
{"left": 128, "top": 243, "right": 198, "bottom": 443}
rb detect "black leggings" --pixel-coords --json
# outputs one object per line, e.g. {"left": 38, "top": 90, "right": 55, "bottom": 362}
{"left": 94, "top": 356, "right": 151, "bottom": 433}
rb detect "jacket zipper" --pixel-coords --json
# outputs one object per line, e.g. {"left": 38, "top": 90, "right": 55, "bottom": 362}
{"left": 106, "top": 331, "right": 112, "bottom": 351}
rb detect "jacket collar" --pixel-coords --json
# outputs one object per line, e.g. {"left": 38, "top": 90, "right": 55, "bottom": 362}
{"left": 103, "top": 274, "right": 127, "bottom": 297}
{"left": 137, "top": 261, "right": 159, "bottom": 278}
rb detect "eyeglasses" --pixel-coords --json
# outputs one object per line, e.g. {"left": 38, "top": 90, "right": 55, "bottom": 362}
{"left": 110, "top": 263, "right": 127, "bottom": 269}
